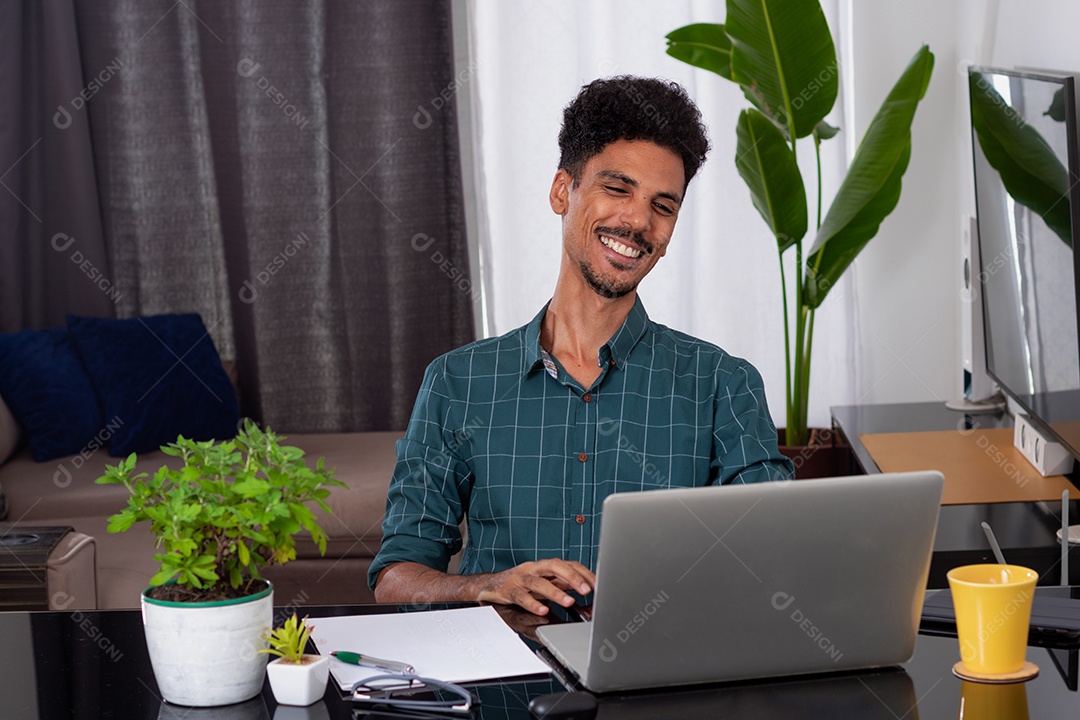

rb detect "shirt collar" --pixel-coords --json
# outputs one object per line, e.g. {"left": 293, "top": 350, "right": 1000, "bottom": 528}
{"left": 523, "top": 296, "right": 650, "bottom": 376}
{"left": 602, "top": 295, "right": 649, "bottom": 370}
{"left": 523, "top": 302, "right": 550, "bottom": 375}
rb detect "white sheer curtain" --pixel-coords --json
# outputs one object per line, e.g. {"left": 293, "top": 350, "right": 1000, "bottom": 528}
{"left": 462, "top": 0, "right": 855, "bottom": 429}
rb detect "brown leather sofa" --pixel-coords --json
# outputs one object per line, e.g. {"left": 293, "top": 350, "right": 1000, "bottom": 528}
{"left": 0, "top": 416, "right": 399, "bottom": 609}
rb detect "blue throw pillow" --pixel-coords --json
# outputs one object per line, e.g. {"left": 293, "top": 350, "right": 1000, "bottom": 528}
{"left": 0, "top": 327, "right": 105, "bottom": 461}
{"left": 67, "top": 313, "right": 240, "bottom": 456}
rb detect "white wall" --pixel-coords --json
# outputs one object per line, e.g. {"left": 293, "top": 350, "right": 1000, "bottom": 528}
{"left": 846, "top": 0, "right": 1080, "bottom": 408}
{"left": 844, "top": 0, "right": 962, "bottom": 406}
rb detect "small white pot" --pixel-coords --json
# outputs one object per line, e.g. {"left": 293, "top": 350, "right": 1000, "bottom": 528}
{"left": 266, "top": 655, "right": 330, "bottom": 706}
{"left": 142, "top": 582, "right": 273, "bottom": 707}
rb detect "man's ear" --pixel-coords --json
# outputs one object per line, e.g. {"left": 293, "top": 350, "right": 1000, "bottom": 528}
{"left": 549, "top": 169, "right": 571, "bottom": 215}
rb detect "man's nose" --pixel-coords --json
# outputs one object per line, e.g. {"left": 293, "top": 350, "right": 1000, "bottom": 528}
{"left": 618, "top": 195, "right": 650, "bottom": 231}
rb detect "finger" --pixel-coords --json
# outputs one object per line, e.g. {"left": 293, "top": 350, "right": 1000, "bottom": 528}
{"left": 534, "top": 559, "right": 596, "bottom": 596}
{"left": 478, "top": 576, "right": 554, "bottom": 615}
{"left": 519, "top": 573, "right": 582, "bottom": 608}
{"left": 509, "top": 585, "right": 554, "bottom": 615}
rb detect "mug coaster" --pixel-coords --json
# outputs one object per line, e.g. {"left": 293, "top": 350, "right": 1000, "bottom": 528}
{"left": 952, "top": 661, "right": 1040, "bottom": 684}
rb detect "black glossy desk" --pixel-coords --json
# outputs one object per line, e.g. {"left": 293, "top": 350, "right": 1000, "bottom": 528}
{"left": 5, "top": 602, "right": 1080, "bottom": 719}
{"left": 832, "top": 402, "right": 1080, "bottom": 587}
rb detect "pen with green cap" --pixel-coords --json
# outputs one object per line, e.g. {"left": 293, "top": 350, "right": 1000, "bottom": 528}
{"left": 330, "top": 650, "right": 414, "bottom": 674}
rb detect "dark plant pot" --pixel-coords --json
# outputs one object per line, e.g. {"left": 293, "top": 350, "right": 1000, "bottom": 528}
{"left": 778, "top": 427, "right": 854, "bottom": 479}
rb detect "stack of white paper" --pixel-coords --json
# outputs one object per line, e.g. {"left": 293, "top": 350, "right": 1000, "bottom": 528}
{"left": 310, "top": 605, "right": 551, "bottom": 690}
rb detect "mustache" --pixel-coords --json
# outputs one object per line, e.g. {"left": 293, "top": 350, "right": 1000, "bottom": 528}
{"left": 597, "top": 226, "right": 654, "bottom": 255}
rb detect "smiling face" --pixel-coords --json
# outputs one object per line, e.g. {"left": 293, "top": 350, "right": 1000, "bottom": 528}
{"left": 550, "top": 139, "right": 685, "bottom": 299}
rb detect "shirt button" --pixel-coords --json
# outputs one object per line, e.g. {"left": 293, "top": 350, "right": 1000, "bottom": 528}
{"left": 609, "top": 359, "right": 616, "bottom": 367}
{"left": 575, "top": 514, "right": 586, "bottom": 525}
{"left": 583, "top": 393, "right": 592, "bottom": 403}
{"left": 578, "top": 452, "right": 588, "bottom": 462}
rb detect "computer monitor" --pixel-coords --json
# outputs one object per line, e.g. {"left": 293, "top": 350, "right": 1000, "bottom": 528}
{"left": 968, "top": 66, "right": 1080, "bottom": 461}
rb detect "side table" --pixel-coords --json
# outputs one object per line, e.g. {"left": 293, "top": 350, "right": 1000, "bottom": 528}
{"left": 832, "top": 402, "right": 1080, "bottom": 587}
{"left": 0, "top": 525, "right": 96, "bottom": 610}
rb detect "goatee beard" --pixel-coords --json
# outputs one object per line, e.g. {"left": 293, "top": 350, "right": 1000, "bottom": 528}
{"left": 580, "top": 261, "right": 636, "bottom": 299}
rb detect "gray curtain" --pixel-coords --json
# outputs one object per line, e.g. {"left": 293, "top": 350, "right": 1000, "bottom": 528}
{"left": 3, "top": 0, "right": 474, "bottom": 433}
{"left": 0, "top": 0, "right": 115, "bottom": 330}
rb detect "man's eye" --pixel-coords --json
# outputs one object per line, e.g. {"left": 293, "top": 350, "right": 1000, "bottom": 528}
{"left": 654, "top": 203, "right": 675, "bottom": 215}
{"left": 605, "top": 185, "right": 628, "bottom": 194}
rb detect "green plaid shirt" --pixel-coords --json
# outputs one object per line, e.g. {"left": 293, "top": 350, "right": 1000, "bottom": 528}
{"left": 369, "top": 298, "right": 793, "bottom": 587}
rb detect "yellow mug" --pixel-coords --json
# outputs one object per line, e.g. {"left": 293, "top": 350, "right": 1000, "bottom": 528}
{"left": 947, "top": 564, "right": 1038, "bottom": 675}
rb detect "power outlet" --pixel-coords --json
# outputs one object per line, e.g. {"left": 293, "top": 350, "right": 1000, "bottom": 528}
{"left": 1014, "top": 414, "right": 1075, "bottom": 477}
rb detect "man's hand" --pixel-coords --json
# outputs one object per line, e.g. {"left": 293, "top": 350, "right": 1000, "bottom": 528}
{"left": 375, "top": 559, "right": 595, "bottom": 616}
{"left": 473, "top": 559, "right": 595, "bottom": 615}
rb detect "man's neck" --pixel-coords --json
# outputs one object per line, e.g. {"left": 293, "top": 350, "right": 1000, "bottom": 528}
{"left": 540, "top": 263, "right": 636, "bottom": 388}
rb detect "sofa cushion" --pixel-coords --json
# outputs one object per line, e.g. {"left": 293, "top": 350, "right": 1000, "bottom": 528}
{"left": 67, "top": 313, "right": 240, "bottom": 456}
{"left": 0, "top": 445, "right": 182, "bottom": 522}
{"left": 0, "top": 327, "right": 104, "bottom": 461}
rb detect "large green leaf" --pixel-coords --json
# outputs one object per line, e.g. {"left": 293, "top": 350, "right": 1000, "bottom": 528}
{"left": 735, "top": 108, "right": 807, "bottom": 250}
{"left": 804, "top": 45, "right": 934, "bottom": 308}
{"left": 970, "top": 72, "right": 1072, "bottom": 246}
{"left": 726, "top": 0, "right": 838, "bottom": 140}
{"left": 665, "top": 23, "right": 732, "bottom": 79}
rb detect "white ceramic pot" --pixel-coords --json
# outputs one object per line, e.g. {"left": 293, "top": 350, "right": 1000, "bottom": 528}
{"left": 142, "top": 582, "right": 273, "bottom": 707}
{"left": 266, "top": 655, "right": 330, "bottom": 706}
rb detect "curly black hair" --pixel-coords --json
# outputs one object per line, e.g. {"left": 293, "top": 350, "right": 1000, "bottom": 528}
{"left": 558, "top": 76, "right": 710, "bottom": 189}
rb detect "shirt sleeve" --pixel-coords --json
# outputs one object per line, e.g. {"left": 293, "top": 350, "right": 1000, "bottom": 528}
{"left": 368, "top": 358, "right": 472, "bottom": 590}
{"left": 711, "top": 358, "right": 795, "bottom": 485}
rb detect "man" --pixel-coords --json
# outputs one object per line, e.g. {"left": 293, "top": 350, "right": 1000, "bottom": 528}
{"left": 370, "top": 76, "right": 793, "bottom": 616}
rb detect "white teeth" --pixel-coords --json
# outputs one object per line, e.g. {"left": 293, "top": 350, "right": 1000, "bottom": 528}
{"left": 600, "top": 235, "right": 642, "bottom": 259}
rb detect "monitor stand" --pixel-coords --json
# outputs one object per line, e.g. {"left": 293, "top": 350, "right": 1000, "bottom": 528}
{"left": 944, "top": 392, "right": 1007, "bottom": 414}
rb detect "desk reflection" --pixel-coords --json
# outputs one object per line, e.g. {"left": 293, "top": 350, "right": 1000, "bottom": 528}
{"left": 156, "top": 696, "right": 270, "bottom": 719}
{"left": 471, "top": 668, "right": 917, "bottom": 720}
{"left": 958, "top": 680, "right": 1029, "bottom": 720}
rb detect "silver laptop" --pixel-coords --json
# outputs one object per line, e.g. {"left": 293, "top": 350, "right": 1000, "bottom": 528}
{"left": 536, "top": 471, "right": 944, "bottom": 693}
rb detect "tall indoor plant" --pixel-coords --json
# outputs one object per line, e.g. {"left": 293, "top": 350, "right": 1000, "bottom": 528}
{"left": 97, "top": 421, "right": 345, "bottom": 706}
{"left": 666, "top": 0, "right": 934, "bottom": 446}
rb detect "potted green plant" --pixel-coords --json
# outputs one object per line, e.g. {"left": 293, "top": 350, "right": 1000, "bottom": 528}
{"left": 665, "top": 0, "right": 934, "bottom": 465}
{"left": 261, "top": 613, "right": 330, "bottom": 706}
{"left": 96, "top": 421, "right": 345, "bottom": 707}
